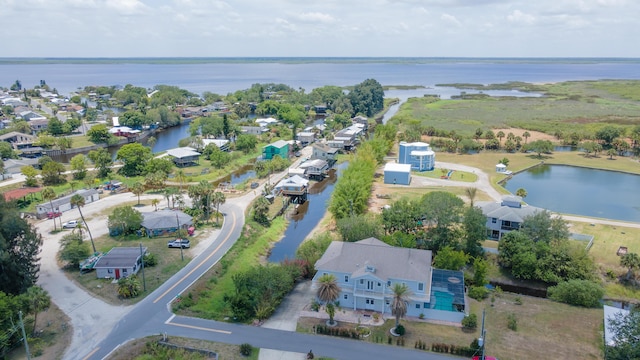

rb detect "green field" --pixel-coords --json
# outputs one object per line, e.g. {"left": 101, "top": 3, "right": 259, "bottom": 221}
{"left": 390, "top": 80, "right": 640, "bottom": 136}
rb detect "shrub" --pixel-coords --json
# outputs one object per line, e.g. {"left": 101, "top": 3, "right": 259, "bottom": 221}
{"left": 468, "top": 286, "right": 490, "bottom": 301}
{"left": 239, "top": 343, "right": 253, "bottom": 356}
{"left": 514, "top": 296, "right": 523, "bottom": 305}
{"left": 143, "top": 253, "right": 158, "bottom": 267}
{"left": 461, "top": 313, "right": 477, "bottom": 330}
{"left": 419, "top": 313, "right": 425, "bottom": 320}
{"left": 547, "top": 279, "right": 604, "bottom": 307}
{"left": 395, "top": 324, "right": 405, "bottom": 336}
{"left": 507, "top": 313, "right": 518, "bottom": 331}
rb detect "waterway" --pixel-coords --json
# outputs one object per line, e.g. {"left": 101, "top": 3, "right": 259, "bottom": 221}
{"left": 267, "top": 163, "right": 347, "bottom": 262}
{"left": 503, "top": 164, "right": 640, "bottom": 222}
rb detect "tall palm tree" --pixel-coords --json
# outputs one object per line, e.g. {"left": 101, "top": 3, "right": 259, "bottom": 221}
{"left": 465, "top": 187, "right": 477, "bottom": 207}
{"left": 41, "top": 187, "right": 59, "bottom": 231}
{"left": 496, "top": 131, "right": 505, "bottom": 144}
{"left": 151, "top": 198, "right": 160, "bottom": 211}
{"left": 175, "top": 169, "right": 187, "bottom": 192}
{"left": 621, "top": 253, "right": 640, "bottom": 281}
{"left": 26, "top": 286, "right": 50, "bottom": 336}
{"left": 131, "top": 182, "right": 144, "bottom": 206}
{"left": 70, "top": 194, "right": 96, "bottom": 253}
{"left": 212, "top": 191, "right": 226, "bottom": 225}
{"left": 522, "top": 131, "right": 531, "bottom": 144}
{"left": 391, "top": 283, "right": 411, "bottom": 330}
{"left": 316, "top": 274, "right": 340, "bottom": 325}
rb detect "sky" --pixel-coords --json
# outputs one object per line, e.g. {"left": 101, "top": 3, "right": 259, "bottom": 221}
{"left": 1, "top": 0, "right": 638, "bottom": 58}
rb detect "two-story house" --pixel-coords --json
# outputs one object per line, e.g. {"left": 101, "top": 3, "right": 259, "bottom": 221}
{"left": 327, "top": 124, "right": 365, "bottom": 151}
{"left": 311, "top": 143, "right": 339, "bottom": 166}
{"left": 262, "top": 140, "right": 289, "bottom": 160}
{"left": 296, "top": 131, "right": 316, "bottom": 146}
{"left": 476, "top": 196, "right": 543, "bottom": 240}
{"left": 313, "top": 238, "right": 466, "bottom": 322}
{"left": 398, "top": 141, "right": 435, "bottom": 171}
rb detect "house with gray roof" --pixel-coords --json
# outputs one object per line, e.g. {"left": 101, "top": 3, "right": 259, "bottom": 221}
{"left": 94, "top": 247, "right": 147, "bottom": 280}
{"left": 313, "top": 238, "right": 466, "bottom": 322}
{"left": 166, "top": 147, "right": 201, "bottom": 167}
{"left": 141, "top": 209, "right": 193, "bottom": 237}
{"left": 299, "top": 159, "right": 329, "bottom": 178}
{"left": 0, "top": 131, "right": 36, "bottom": 149}
{"left": 476, "top": 195, "right": 543, "bottom": 240}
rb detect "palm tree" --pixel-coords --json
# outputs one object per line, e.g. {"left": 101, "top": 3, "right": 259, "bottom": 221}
{"left": 131, "top": 182, "right": 144, "bottom": 206}
{"left": 175, "top": 169, "right": 187, "bottom": 192}
{"left": 465, "top": 187, "right": 477, "bottom": 207}
{"left": 496, "top": 131, "right": 505, "bottom": 144}
{"left": 621, "top": 253, "right": 640, "bottom": 281}
{"left": 70, "top": 194, "right": 96, "bottom": 253}
{"left": 26, "top": 286, "right": 50, "bottom": 336}
{"left": 515, "top": 188, "right": 527, "bottom": 198}
{"left": 391, "top": 283, "right": 411, "bottom": 330}
{"left": 41, "top": 187, "right": 59, "bottom": 231}
{"left": 316, "top": 274, "right": 340, "bottom": 325}
{"left": 151, "top": 198, "right": 160, "bottom": 211}
{"left": 212, "top": 191, "right": 226, "bottom": 225}
{"left": 522, "top": 131, "right": 531, "bottom": 144}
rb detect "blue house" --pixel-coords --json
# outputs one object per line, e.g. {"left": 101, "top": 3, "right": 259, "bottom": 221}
{"left": 313, "top": 238, "right": 466, "bottom": 322}
{"left": 263, "top": 140, "right": 289, "bottom": 160}
{"left": 398, "top": 142, "right": 435, "bottom": 171}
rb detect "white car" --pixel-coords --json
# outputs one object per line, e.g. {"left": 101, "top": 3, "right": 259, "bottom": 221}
{"left": 62, "top": 220, "right": 81, "bottom": 229}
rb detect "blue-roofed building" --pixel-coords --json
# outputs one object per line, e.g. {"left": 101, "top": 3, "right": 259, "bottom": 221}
{"left": 398, "top": 142, "right": 435, "bottom": 171}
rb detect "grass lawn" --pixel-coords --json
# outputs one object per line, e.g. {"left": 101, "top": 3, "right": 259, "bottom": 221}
{"left": 69, "top": 135, "right": 95, "bottom": 149}
{"left": 298, "top": 293, "right": 602, "bottom": 360}
{"left": 174, "top": 216, "right": 287, "bottom": 320}
{"left": 107, "top": 336, "right": 259, "bottom": 360}
{"left": 412, "top": 168, "right": 478, "bottom": 182}
{"left": 64, "top": 224, "right": 215, "bottom": 305}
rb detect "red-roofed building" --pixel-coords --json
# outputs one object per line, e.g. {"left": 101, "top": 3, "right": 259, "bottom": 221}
{"left": 2, "top": 187, "right": 42, "bottom": 202}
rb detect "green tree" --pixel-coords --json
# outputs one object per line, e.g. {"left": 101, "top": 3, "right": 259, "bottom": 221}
{"left": 381, "top": 197, "right": 422, "bottom": 234}
{"left": 473, "top": 258, "right": 488, "bottom": 286}
{"left": 174, "top": 169, "right": 187, "bottom": 192}
{"left": 516, "top": 188, "right": 527, "bottom": 198}
{"left": 391, "top": 283, "right": 411, "bottom": 330}
{"left": 0, "top": 197, "right": 43, "bottom": 295}
{"left": 433, "top": 246, "right": 468, "bottom": 270}
{"left": 130, "top": 182, "right": 145, "bottom": 205}
{"left": 463, "top": 206, "right": 486, "bottom": 258}
{"left": 212, "top": 191, "right": 226, "bottom": 225}
{"left": 296, "top": 233, "right": 333, "bottom": 277}
{"left": 252, "top": 196, "right": 271, "bottom": 225}
{"left": 117, "top": 275, "right": 141, "bottom": 298}
{"left": 348, "top": 79, "right": 384, "bottom": 117}
{"left": 547, "top": 279, "right": 603, "bottom": 307}
{"left": 146, "top": 136, "right": 157, "bottom": 149}
{"left": 606, "top": 307, "right": 640, "bottom": 360}
{"left": 47, "top": 117, "right": 64, "bottom": 135}
{"left": 496, "top": 130, "right": 505, "bottom": 144}
{"left": 21, "top": 165, "right": 39, "bottom": 187}
{"left": 120, "top": 110, "right": 148, "bottom": 128}
{"left": 522, "top": 131, "right": 531, "bottom": 144}
{"left": 58, "top": 232, "right": 90, "bottom": 267}
{"left": 524, "top": 139, "right": 553, "bottom": 158}
{"left": 87, "top": 123, "right": 112, "bottom": 143}
{"left": 520, "top": 210, "right": 569, "bottom": 243}
{"left": 236, "top": 134, "right": 257, "bottom": 153}
{"left": 316, "top": 274, "right": 340, "bottom": 325}
{"left": 336, "top": 214, "right": 384, "bottom": 242}
{"left": 87, "top": 148, "right": 113, "bottom": 178}
{"left": 116, "top": 143, "right": 153, "bottom": 177}
{"left": 595, "top": 125, "right": 622, "bottom": 146}
{"left": 70, "top": 194, "right": 95, "bottom": 253}
{"left": 41, "top": 187, "right": 60, "bottom": 231}
{"left": 420, "top": 191, "right": 465, "bottom": 250}
{"left": 41, "top": 160, "right": 66, "bottom": 185}
{"left": 0, "top": 141, "right": 15, "bottom": 159}
{"left": 25, "top": 285, "right": 50, "bottom": 336}
{"left": 143, "top": 157, "right": 174, "bottom": 176}
{"left": 465, "top": 187, "right": 477, "bottom": 207}
{"left": 108, "top": 206, "right": 143, "bottom": 236}
{"left": 620, "top": 253, "right": 640, "bottom": 281}
{"left": 70, "top": 154, "right": 88, "bottom": 180}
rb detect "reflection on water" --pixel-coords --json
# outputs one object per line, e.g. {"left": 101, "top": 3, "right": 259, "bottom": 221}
{"left": 267, "top": 163, "right": 346, "bottom": 263}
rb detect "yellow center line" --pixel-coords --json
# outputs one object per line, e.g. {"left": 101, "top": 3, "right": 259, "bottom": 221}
{"left": 153, "top": 211, "right": 237, "bottom": 303}
{"left": 167, "top": 320, "right": 232, "bottom": 334}
{"left": 82, "top": 347, "right": 100, "bottom": 360}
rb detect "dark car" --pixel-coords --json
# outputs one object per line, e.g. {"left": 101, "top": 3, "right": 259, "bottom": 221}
{"left": 250, "top": 182, "right": 260, "bottom": 189}
{"left": 294, "top": 151, "right": 301, "bottom": 157}
{"left": 167, "top": 239, "right": 191, "bottom": 249}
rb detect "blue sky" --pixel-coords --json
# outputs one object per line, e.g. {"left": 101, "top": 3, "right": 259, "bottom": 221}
{"left": 1, "top": 0, "right": 637, "bottom": 57}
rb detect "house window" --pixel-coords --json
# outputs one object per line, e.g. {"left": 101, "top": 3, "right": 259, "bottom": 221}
{"left": 344, "top": 294, "right": 348, "bottom": 300}
{"left": 344, "top": 275, "right": 349, "bottom": 283}
{"left": 416, "top": 304, "right": 420, "bottom": 309}
{"left": 366, "top": 299, "right": 375, "bottom": 305}
{"left": 387, "top": 280, "right": 391, "bottom": 286}
{"left": 123, "top": 269, "right": 128, "bottom": 274}
{"left": 360, "top": 279, "right": 364, "bottom": 284}
{"left": 492, "top": 218, "right": 497, "bottom": 223}
{"left": 107, "top": 269, "right": 113, "bottom": 274}
{"left": 377, "top": 282, "right": 381, "bottom": 287}
{"left": 418, "top": 283, "right": 424, "bottom": 291}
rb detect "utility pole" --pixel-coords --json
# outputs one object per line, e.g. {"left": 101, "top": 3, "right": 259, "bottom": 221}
{"left": 479, "top": 308, "right": 486, "bottom": 360}
{"left": 176, "top": 214, "right": 183, "bottom": 261}
{"left": 139, "top": 242, "right": 146, "bottom": 292}
{"left": 19, "top": 311, "right": 31, "bottom": 360}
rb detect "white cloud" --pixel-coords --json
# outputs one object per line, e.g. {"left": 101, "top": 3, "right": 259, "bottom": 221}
{"left": 507, "top": 10, "right": 535, "bottom": 25}
{"left": 293, "top": 12, "right": 336, "bottom": 23}
{"left": 105, "top": 0, "right": 148, "bottom": 15}
{"left": 440, "top": 13, "right": 461, "bottom": 27}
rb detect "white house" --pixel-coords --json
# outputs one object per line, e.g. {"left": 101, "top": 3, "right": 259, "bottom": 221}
{"left": 94, "top": 247, "right": 147, "bottom": 280}
{"left": 202, "top": 138, "right": 230, "bottom": 152}
{"left": 475, "top": 196, "right": 543, "bottom": 240}
{"left": 495, "top": 163, "right": 512, "bottom": 175}
{"left": 313, "top": 238, "right": 466, "bottom": 322}
{"left": 36, "top": 189, "right": 100, "bottom": 216}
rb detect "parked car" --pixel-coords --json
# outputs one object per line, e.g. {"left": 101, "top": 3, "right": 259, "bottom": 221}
{"left": 250, "top": 182, "right": 259, "bottom": 189}
{"left": 167, "top": 239, "right": 190, "bottom": 249}
{"left": 47, "top": 211, "right": 62, "bottom": 219}
{"left": 294, "top": 151, "right": 301, "bottom": 157}
{"left": 62, "top": 220, "right": 81, "bottom": 229}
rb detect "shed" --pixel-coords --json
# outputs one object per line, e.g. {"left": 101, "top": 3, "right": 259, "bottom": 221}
{"left": 496, "top": 163, "right": 507, "bottom": 172}
{"left": 94, "top": 247, "right": 147, "bottom": 280}
{"left": 384, "top": 163, "right": 411, "bottom": 185}
{"left": 36, "top": 188, "right": 99, "bottom": 216}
